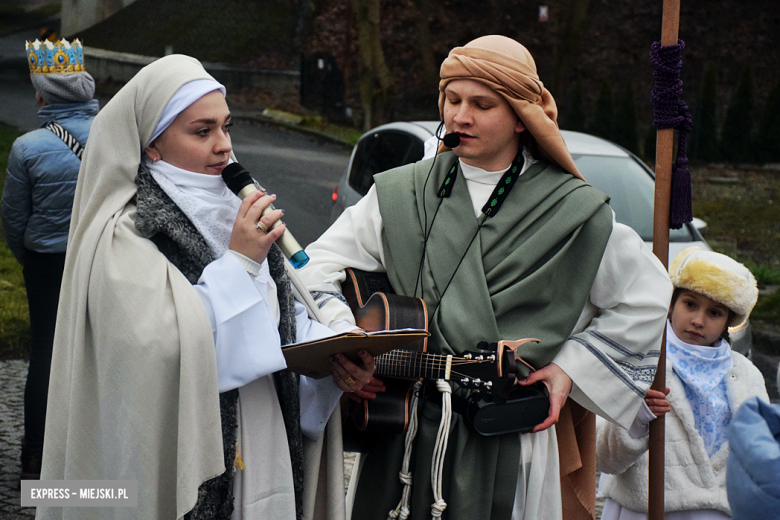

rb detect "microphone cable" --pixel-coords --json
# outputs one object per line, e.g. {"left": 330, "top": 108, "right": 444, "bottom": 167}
{"left": 413, "top": 120, "right": 450, "bottom": 299}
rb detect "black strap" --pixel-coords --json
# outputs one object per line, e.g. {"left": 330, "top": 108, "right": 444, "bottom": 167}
{"left": 435, "top": 152, "right": 525, "bottom": 218}
{"left": 46, "top": 122, "right": 84, "bottom": 160}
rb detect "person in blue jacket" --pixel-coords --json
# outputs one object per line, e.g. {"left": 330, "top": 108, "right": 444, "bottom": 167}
{"left": 0, "top": 38, "right": 98, "bottom": 481}
{"left": 726, "top": 396, "right": 780, "bottom": 519}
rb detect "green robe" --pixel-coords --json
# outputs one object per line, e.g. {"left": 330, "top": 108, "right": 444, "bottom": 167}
{"left": 351, "top": 153, "right": 613, "bottom": 520}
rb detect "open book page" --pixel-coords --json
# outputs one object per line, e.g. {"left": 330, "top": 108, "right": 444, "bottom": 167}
{"left": 282, "top": 329, "right": 429, "bottom": 379}
{"left": 364, "top": 328, "right": 425, "bottom": 335}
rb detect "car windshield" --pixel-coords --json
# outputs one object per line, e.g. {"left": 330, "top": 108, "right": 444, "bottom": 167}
{"left": 571, "top": 155, "right": 693, "bottom": 242}
{"left": 349, "top": 130, "right": 425, "bottom": 196}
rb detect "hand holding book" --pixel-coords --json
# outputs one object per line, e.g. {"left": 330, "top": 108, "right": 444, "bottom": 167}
{"left": 282, "top": 328, "right": 429, "bottom": 379}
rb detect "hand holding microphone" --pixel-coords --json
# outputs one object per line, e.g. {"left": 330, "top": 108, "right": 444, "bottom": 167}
{"left": 222, "top": 163, "right": 309, "bottom": 268}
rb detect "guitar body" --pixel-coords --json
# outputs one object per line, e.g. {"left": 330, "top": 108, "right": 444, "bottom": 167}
{"left": 340, "top": 269, "right": 540, "bottom": 450}
{"left": 341, "top": 268, "right": 428, "bottom": 440}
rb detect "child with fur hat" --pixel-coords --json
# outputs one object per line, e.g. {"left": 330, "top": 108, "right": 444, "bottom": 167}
{"left": 597, "top": 247, "right": 769, "bottom": 520}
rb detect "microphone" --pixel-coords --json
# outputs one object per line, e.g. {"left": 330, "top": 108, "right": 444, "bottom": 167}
{"left": 221, "top": 163, "right": 309, "bottom": 269}
{"left": 442, "top": 133, "right": 460, "bottom": 148}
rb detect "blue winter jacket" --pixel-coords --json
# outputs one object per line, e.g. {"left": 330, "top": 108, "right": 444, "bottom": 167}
{"left": 1, "top": 100, "right": 98, "bottom": 264}
{"left": 726, "top": 396, "right": 780, "bottom": 519}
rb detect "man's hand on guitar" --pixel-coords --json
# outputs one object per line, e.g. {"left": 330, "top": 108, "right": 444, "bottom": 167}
{"left": 518, "top": 362, "right": 572, "bottom": 433}
{"left": 330, "top": 350, "right": 385, "bottom": 402}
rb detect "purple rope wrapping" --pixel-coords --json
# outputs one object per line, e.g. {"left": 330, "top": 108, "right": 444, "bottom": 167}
{"left": 650, "top": 40, "right": 694, "bottom": 230}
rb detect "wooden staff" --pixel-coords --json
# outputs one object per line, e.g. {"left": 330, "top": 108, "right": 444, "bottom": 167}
{"left": 649, "top": 0, "right": 681, "bottom": 518}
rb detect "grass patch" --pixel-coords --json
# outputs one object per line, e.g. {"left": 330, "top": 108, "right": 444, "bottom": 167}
{"left": 752, "top": 292, "right": 780, "bottom": 323}
{"left": 300, "top": 115, "right": 363, "bottom": 146}
{"left": 692, "top": 167, "right": 780, "bottom": 266}
{"left": 692, "top": 164, "right": 780, "bottom": 328}
{"left": 743, "top": 260, "right": 780, "bottom": 286}
{"left": 228, "top": 89, "right": 363, "bottom": 146}
{"left": 0, "top": 122, "right": 29, "bottom": 359}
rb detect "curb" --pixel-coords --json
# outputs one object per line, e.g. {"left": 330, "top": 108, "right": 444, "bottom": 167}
{"left": 232, "top": 111, "right": 354, "bottom": 150}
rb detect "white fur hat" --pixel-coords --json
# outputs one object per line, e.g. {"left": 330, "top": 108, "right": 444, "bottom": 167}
{"left": 669, "top": 246, "right": 758, "bottom": 327}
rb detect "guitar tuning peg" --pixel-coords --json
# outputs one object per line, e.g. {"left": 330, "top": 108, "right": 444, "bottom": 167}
{"left": 460, "top": 378, "right": 470, "bottom": 386}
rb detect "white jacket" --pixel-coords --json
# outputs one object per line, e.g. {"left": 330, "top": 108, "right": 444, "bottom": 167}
{"left": 596, "top": 350, "right": 769, "bottom": 515}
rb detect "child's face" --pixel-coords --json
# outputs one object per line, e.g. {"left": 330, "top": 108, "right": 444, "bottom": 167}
{"left": 670, "top": 290, "right": 730, "bottom": 347}
{"left": 145, "top": 90, "right": 232, "bottom": 175}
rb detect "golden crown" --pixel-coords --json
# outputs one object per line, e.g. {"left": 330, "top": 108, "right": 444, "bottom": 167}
{"left": 26, "top": 38, "right": 86, "bottom": 75}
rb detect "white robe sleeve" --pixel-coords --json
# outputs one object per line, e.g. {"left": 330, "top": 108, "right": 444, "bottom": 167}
{"left": 196, "top": 252, "right": 344, "bottom": 437}
{"left": 195, "top": 252, "right": 288, "bottom": 393}
{"left": 552, "top": 221, "right": 673, "bottom": 429}
{"left": 302, "top": 187, "right": 672, "bottom": 432}
{"left": 298, "top": 184, "right": 385, "bottom": 328}
{"left": 294, "top": 299, "right": 344, "bottom": 440}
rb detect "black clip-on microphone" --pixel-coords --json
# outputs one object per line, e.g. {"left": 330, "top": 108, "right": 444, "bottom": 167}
{"left": 221, "top": 162, "right": 309, "bottom": 269}
{"left": 441, "top": 132, "right": 460, "bottom": 149}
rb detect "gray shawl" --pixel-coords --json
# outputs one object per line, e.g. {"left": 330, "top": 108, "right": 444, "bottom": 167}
{"left": 134, "top": 165, "right": 305, "bottom": 519}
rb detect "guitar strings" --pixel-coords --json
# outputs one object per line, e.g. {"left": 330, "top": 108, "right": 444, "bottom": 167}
{"left": 375, "top": 350, "right": 493, "bottom": 380}
{"left": 377, "top": 351, "right": 491, "bottom": 361}
{"left": 376, "top": 352, "right": 490, "bottom": 363}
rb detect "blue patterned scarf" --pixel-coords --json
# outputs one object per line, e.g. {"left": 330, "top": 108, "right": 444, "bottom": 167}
{"left": 667, "top": 321, "right": 733, "bottom": 457}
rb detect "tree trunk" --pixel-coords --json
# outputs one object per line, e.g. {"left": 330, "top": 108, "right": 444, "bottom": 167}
{"left": 551, "top": 0, "right": 590, "bottom": 95}
{"left": 350, "top": 0, "right": 394, "bottom": 130}
{"left": 412, "top": 0, "right": 437, "bottom": 88}
{"left": 293, "top": 0, "right": 313, "bottom": 51}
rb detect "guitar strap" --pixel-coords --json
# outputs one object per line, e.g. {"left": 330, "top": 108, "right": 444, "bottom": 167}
{"left": 46, "top": 122, "right": 84, "bottom": 160}
{"left": 415, "top": 151, "right": 525, "bottom": 305}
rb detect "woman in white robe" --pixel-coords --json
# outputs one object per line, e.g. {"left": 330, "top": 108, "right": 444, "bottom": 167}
{"left": 37, "top": 55, "right": 374, "bottom": 520}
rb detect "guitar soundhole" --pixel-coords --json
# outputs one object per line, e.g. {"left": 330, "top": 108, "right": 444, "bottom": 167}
{"left": 365, "top": 275, "right": 393, "bottom": 295}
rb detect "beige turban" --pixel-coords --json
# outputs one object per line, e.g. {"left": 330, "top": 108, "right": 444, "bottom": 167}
{"left": 438, "top": 35, "right": 583, "bottom": 180}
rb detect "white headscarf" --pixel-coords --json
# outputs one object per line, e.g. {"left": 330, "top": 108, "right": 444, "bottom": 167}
{"left": 40, "top": 55, "right": 225, "bottom": 520}
{"left": 143, "top": 78, "right": 239, "bottom": 257}
{"left": 146, "top": 78, "right": 226, "bottom": 146}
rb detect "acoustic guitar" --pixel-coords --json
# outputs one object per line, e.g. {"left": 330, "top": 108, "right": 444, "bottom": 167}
{"left": 341, "top": 268, "right": 543, "bottom": 445}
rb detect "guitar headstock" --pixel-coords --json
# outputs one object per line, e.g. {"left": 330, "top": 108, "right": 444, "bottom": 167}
{"left": 452, "top": 344, "right": 517, "bottom": 398}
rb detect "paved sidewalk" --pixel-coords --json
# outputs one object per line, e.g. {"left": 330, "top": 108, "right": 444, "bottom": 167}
{"left": 0, "top": 360, "right": 35, "bottom": 519}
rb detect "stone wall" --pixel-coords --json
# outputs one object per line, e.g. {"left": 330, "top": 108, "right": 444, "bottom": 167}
{"left": 84, "top": 47, "right": 300, "bottom": 94}
{"left": 61, "top": 0, "right": 138, "bottom": 37}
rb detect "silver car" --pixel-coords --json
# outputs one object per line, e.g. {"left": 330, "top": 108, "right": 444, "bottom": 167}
{"left": 328, "top": 122, "right": 751, "bottom": 354}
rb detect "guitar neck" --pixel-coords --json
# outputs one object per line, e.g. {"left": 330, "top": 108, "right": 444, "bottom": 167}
{"left": 375, "top": 350, "right": 452, "bottom": 381}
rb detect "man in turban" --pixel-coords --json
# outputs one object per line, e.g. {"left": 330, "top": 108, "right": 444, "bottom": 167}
{"left": 299, "top": 35, "right": 671, "bottom": 519}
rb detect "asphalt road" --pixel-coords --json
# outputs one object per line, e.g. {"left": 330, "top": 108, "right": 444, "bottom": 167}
{"left": 228, "top": 119, "right": 351, "bottom": 247}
